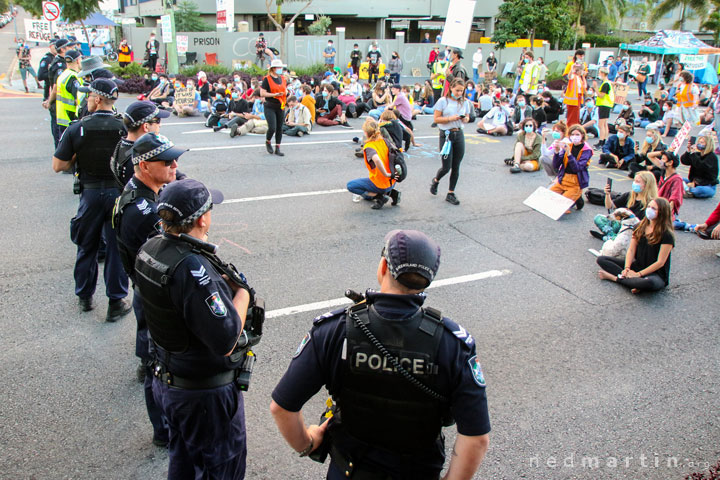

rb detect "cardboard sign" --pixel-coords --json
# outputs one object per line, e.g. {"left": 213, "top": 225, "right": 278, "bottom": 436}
{"left": 670, "top": 121, "right": 692, "bottom": 154}
{"left": 523, "top": 186, "right": 577, "bottom": 220}
{"left": 613, "top": 82, "right": 628, "bottom": 105}
{"left": 161, "top": 14, "right": 172, "bottom": 43}
{"left": 176, "top": 35, "right": 188, "bottom": 54}
{"left": 484, "top": 71, "right": 497, "bottom": 83}
{"left": 24, "top": 18, "right": 56, "bottom": 43}
{"left": 174, "top": 87, "right": 196, "bottom": 107}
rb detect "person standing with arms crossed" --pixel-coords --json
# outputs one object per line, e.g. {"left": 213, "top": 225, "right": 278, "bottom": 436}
{"left": 261, "top": 59, "right": 288, "bottom": 156}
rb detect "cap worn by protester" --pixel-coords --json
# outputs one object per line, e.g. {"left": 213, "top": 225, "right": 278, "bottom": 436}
{"left": 64, "top": 49, "right": 82, "bottom": 62}
{"left": 78, "top": 78, "right": 119, "bottom": 100}
{"left": 78, "top": 56, "right": 110, "bottom": 77}
{"left": 124, "top": 100, "right": 171, "bottom": 128}
{"left": 131, "top": 133, "right": 187, "bottom": 165}
{"left": 382, "top": 229, "right": 441, "bottom": 289}
{"left": 157, "top": 178, "right": 224, "bottom": 226}
{"left": 452, "top": 48, "right": 464, "bottom": 59}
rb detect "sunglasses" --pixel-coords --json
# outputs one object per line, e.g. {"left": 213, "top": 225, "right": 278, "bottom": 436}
{"left": 163, "top": 158, "right": 176, "bottom": 166}
{"left": 148, "top": 118, "right": 161, "bottom": 125}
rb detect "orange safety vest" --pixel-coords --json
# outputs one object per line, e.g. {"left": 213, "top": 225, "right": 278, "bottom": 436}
{"left": 265, "top": 74, "right": 287, "bottom": 109}
{"left": 677, "top": 83, "right": 695, "bottom": 108}
{"left": 563, "top": 75, "right": 585, "bottom": 106}
{"left": 363, "top": 138, "right": 393, "bottom": 189}
{"left": 118, "top": 45, "right": 132, "bottom": 63}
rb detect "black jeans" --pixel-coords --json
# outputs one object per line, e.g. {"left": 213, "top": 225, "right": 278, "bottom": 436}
{"left": 597, "top": 256, "right": 666, "bottom": 292}
{"left": 435, "top": 130, "right": 465, "bottom": 191}
{"left": 347, "top": 102, "right": 370, "bottom": 118}
{"left": 264, "top": 106, "right": 283, "bottom": 145}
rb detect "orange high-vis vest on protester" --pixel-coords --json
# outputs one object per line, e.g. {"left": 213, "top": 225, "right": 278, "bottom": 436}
{"left": 118, "top": 45, "right": 132, "bottom": 63}
{"left": 265, "top": 74, "right": 287, "bottom": 109}
{"left": 364, "top": 138, "right": 393, "bottom": 189}
{"left": 677, "top": 83, "right": 695, "bottom": 108}
{"left": 563, "top": 75, "right": 585, "bottom": 106}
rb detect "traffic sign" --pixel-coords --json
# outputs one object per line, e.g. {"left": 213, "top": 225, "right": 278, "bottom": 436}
{"left": 42, "top": 1, "right": 61, "bottom": 22}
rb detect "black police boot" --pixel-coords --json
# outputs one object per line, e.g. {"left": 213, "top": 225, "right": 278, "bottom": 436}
{"left": 106, "top": 298, "right": 132, "bottom": 323}
{"left": 389, "top": 189, "right": 401, "bottom": 206}
{"left": 78, "top": 296, "right": 94, "bottom": 312}
{"left": 136, "top": 361, "right": 147, "bottom": 383}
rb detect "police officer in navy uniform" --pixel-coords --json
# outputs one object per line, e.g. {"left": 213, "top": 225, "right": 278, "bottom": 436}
{"left": 271, "top": 230, "right": 491, "bottom": 480}
{"left": 111, "top": 101, "right": 171, "bottom": 188}
{"left": 38, "top": 40, "right": 57, "bottom": 106}
{"left": 134, "top": 179, "right": 252, "bottom": 479}
{"left": 113, "top": 133, "right": 186, "bottom": 446}
{"left": 43, "top": 38, "right": 77, "bottom": 147}
{"left": 52, "top": 79, "right": 132, "bottom": 322}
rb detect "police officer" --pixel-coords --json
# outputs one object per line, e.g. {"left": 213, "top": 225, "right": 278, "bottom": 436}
{"left": 43, "top": 38, "right": 76, "bottom": 147}
{"left": 134, "top": 178, "right": 252, "bottom": 479}
{"left": 38, "top": 40, "right": 56, "bottom": 104}
{"left": 113, "top": 133, "right": 186, "bottom": 446}
{"left": 271, "top": 230, "right": 491, "bottom": 480}
{"left": 55, "top": 49, "right": 83, "bottom": 139}
{"left": 111, "top": 101, "right": 170, "bottom": 188}
{"left": 52, "top": 79, "right": 132, "bottom": 322}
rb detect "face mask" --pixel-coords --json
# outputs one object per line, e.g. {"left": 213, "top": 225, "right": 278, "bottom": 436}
{"left": 392, "top": 55, "right": 398, "bottom": 59}
{"left": 645, "top": 136, "right": 654, "bottom": 144}
{"left": 524, "top": 125, "right": 534, "bottom": 133}
{"left": 631, "top": 182, "right": 643, "bottom": 193}
{"left": 623, "top": 105, "right": 630, "bottom": 111}
{"left": 151, "top": 75, "right": 158, "bottom": 81}
{"left": 328, "top": 43, "right": 333, "bottom": 48}
{"left": 645, "top": 101, "right": 651, "bottom": 105}
{"left": 697, "top": 143, "right": 706, "bottom": 150}
{"left": 17, "top": 42, "right": 23, "bottom": 48}
{"left": 586, "top": 102, "right": 594, "bottom": 109}
{"left": 414, "top": 86, "right": 420, "bottom": 91}
{"left": 517, "top": 101, "right": 525, "bottom": 107}
{"left": 663, "top": 106, "right": 669, "bottom": 111}
{"left": 351, "top": 78, "right": 357, "bottom": 83}
{"left": 275, "top": 68, "right": 283, "bottom": 75}
{"left": 234, "top": 78, "right": 240, "bottom": 83}
{"left": 175, "top": 82, "right": 181, "bottom": 88}
{"left": 524, "top": 58, "right": 529, "bottom": 63}
{"left": 552, "top": 131, "right": 562, "bottom": 140}
{"left": 570, "top": 135, "right": 583, "bottom": 145}
{"left": 231, "top": 92, "right": 238, "bottom": 99}
{"left": 618, "top": 132, "right": 626, "bottom": 140}
{"left": 645, "top": 207, "right": 657, "bottom": 220}
{"left": 322, "top": 91, "right": 329, "bottom": 97}
{"left": 216, "top": 94, "right": 223, "bottom": 100}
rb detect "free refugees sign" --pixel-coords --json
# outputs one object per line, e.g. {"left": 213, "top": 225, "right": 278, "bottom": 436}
{"left": 24, "top": 18, "right": 56, "bottom": 43}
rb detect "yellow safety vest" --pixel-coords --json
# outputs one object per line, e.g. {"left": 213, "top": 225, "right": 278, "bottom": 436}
{"left": 519, "top": 62, "right": 539, "bottom": 94}
{"left": 56, "top": 69, "right": 82, "bottom": 127}
{"left": 432, "top": 62, "right": 447, "bottom": 90}
{"left": 596, "top": 80, "right": 615, "bottom": 107}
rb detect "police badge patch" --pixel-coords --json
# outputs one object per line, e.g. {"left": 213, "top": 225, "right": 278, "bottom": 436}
{"left": 293, "top": 332, "right": 311, "bottom": 358}
{"left": 205, "top": 292, "right": 227, "bottom": 317}
{"left": 468, "top": 355, "right": 486, "bottom": 387}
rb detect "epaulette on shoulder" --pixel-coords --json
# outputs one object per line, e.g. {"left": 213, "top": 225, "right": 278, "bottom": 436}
{"left": 441, "top": 317, "right": 475, "bottom": 350}
{"left": 313, "top": 308, "right": 345, "bottom": 326}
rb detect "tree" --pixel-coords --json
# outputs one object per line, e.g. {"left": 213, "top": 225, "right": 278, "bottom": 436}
{"left": 491, "top": 0, "right": 573, "bottom": 50}
{"left": 174, "top": 1, "right": 214, "bottom": 32}
{"left": 16, "top": 0, "right": 101, "bottom": 43}
{"left": 567, "top": 0, "right": 617, "bottom": 49}
{"left": 649, "top": 0, "right": 710, "bottom": 30}
{"left": 701, "top": 8, "right": 720, "bottom": 44}
{"left": 0, "top": 0, "right": 9, "bottom": 13}
{"left": 264, "top": 0, "right": 314, "bottom": 63}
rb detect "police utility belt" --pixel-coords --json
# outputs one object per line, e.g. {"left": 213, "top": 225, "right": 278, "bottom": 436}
{"left": 153, "top": 361, "right": 253, "bottom": 390}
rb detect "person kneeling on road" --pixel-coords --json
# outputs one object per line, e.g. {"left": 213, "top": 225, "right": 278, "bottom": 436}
{"left": 283, "top": 95, "right": 312, "bottom": 137}
{"left": 347, "top": 118, "right": 400, "bottom": 210}
{"left": 506, "top": 118, "right": 542, "bottom": 174}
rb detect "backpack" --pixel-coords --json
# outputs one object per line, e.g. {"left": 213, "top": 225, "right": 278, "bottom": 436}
{"left": 380, "top": 126, "right": 408, "bottom": 182}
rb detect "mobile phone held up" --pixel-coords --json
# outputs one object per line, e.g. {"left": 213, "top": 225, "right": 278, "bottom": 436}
{"left": 607, "top": 178, "right": 613, "bottom": 190}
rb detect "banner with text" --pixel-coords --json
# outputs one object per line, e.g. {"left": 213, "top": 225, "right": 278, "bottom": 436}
{"left": 174, "top": 87, "right": 196, "bottom": 107}
{"left": 24, "top": 18, "right": 56, "bottom": 43}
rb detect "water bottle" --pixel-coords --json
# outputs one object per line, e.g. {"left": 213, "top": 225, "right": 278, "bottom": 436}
{"left": 394, "top": 164, "right": 403, "bottom": 178}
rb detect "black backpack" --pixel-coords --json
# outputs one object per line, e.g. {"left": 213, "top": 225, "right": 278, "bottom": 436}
{"left": 380, "top": 126, "right": 408, "bottom": 182}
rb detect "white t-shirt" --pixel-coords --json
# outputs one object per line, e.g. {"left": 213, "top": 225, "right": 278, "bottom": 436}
{"left": 472, "top": 50, "right": 483, "bottom": 69}
{"left": 434, "top": 96, "right": 472, "bottom": 130}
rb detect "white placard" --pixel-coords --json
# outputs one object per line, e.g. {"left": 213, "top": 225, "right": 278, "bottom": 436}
{"left": 440, "top": 0, "right": 476, "bottom": 50}
{"left": 24, "top": 18, "right": 56, "bottom": 43}
{"left": 679, "top": 54, "right": 707, "bottom": 71}
{"left": 176, "top": 35, "right": 188, "bottom": 54}
{"left": 629, "top": 60, "right": 657, "bottom": 77}
{"left": 597, "top": 51, "right": 615, "bottom": 65}
{"left": 523, "top": 186, "right": 577, "bottom": 221}
{"left": 161, "top": 14, "right": 172, "bottom": 43}
{"left": 216, "top": 0, "right": 233, "bottom": 30}
{"left": 670, "top": 121, "right": 692, "bottom": 154}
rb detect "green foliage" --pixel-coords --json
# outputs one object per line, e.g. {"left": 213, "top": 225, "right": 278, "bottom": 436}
{"left": 0, "top": 0, "right": 10, "bottom": 12}
{"left": 15, "top": 0, "right": 42, "bottom": 17}
{"left": 289, "top": 63, "right": 326, "bottom": 76}
{"left": 307, "top": 15, "right": 331, "bottom": 36}
{"left": 108, "top": 61, "right": 151, "bottom": 79}
{"left": 701, "top": 9, "right": 720, "bottom": 45}
{"left": 492, "top": 0, "right": 573, "bottom": 50}
{"left": 174, "top": 1, "right": 214, "bottom": 32}
{"left": 234, "top": 64, "right": 268, "bottom": 76}
{"left": 179, "top": 63, "right": 233, "bottom": 77}
{"left": 650, "top": 0, "right": 710, "bottom": 29}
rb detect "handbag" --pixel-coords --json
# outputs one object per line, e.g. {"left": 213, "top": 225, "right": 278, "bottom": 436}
{"left": 634, "top": 73, "right": 646, "bottom": 83}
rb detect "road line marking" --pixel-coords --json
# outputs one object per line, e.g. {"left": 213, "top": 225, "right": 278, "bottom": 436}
{"left": 188, "top": 135, "right": 439, "bottom": 152}
{"left": 265, "top": 269, "right": 512, "bottom": 319}
{"left": 163, "top": 121, "right": 206, "bottom": 126}
{"left": 222, "top": 188, "right": 347, "bottom": 204}
{"left": 183, "top": 128, "right": 364, "bottom": 136}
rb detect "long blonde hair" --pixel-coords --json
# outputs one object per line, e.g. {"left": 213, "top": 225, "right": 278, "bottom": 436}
{"left": 697, "top": 134, "right": 715, "bottom": 155}
{"left": 629, "top": 171, "right": 658, "bottom": 209}
{"left": 640, "top": 129, "right": 661, "bottom": 155}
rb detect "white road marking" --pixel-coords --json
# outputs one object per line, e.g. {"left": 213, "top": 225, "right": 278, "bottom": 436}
{"left": 189, "top": 135, "right": 439, "bottom": 152}
{"left": 222, "top": 189, "right": 347, "bottom": 204}
{"left": 162, "top": 121, "right": 206, "bottom": 126}
{"left": 183, "top": 128, "right": 363, "bottom": 136}
{"left": 265, "top": 269, "right": 512, "bottom": 318}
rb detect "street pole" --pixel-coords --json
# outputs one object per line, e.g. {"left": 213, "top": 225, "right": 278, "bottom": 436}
{"left": 165, "top": 0, "right": 179, "bottom": 75}
{"left": 10, "top": 3, "right": 19, "bottom": 42}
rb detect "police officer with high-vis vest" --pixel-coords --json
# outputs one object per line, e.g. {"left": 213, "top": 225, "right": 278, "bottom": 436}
{"left": 43, "top": 38, "right": 77, "bottom": 147}
{"left": 55, "top": 49, "right": 83, "bottom": 138}
{"left": 594, "top": 66, "right": 615, "bottom": 150}
{"left": 271, "top": 229, "right": 491, "bottom": 480}
{"left": 519, "top": 50, "right": 540, "bottom": 100}
{"left": 52, "top": 79, "right": 132, "bottom": 322}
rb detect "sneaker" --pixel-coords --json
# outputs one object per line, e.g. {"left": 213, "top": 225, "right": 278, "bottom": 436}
{"left": 431, "top": 122, "right": 437, "bottom": 128}
{"left": 274, "top": 146, "right": 285, "bottom": 156}
{"left": 340, "top": 122, "right": 353, "bottom": 128}
{"left": 297, "top": 131, "right": 304, "bottom": 137}
{"left": 78, "top": 297, "right": 94, "bottom": 312}
{"left": 590, "top": 230, "right": 605, "bottom": 240}
{"left": 213, "top": 125, "right": 224, "bottom": 132}
{"left": 430, "top": 181, "right": 438, "bottom": 195}
{"left": 266, "top": 142, "right": 274, "bottom": 154}
{"left": 503, "top": 158, "right": 514, "bottom": 166}
{"left": 106, "top": 298, "right": 132, "bottom": 323}
{"left": 389, "top": 189, "right": 401, "bottom": 206}
{"left": 575, "top": 196, "right": 584, "bottom": 210}
{"left": 510, "top": 165, "right": 521, "bottom": 174}
{"left": 445, "top": 192, "right": 460, "bottom": 205}
{"left": 229, "top": 124, "right": 238, "bottom": 138}
{"left": 352, "top": 194, "right": 362, "bottom": 203}
{"left": 371, "top": 195, "right": 388, "bottom": 210}
{"left": 477, "top": 127, "right": 487, "bottom": 134}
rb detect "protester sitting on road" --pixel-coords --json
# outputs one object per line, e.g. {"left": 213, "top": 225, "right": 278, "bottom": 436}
{"left": 579, "top": 97, "right": 599, "bottom": 138}
{"left": 387, "top": 84, "right": 413, "bottom": 130}
{"left": 205, "top": 91, "right": 229, "bottom": 128}
{"left": 530, "top": 96, "right": 546, "bottom": 130}
{"left": 593, "top": 171, "right": 658, "bottom": 239}
{"left": 196, "top": 71, "right": 210, "bottom": 102}
{"left": 300, "top": 84, "right": 316, "bottom": 123}
{"left": 680, "top": 134, "right": 719, "bottom": 198}
{"left": 597, "top": 197, "right": 675, "bottom": 293}
{"left": 599, "top": 125, "right": 635, "bottom": 169}
{"left": 628, "top": 127, "right": 667, "bottom": 180}
{"left": 609, "top": 101, "right": 635, "bottom": 135}
{"left": 550, "top": 124, "right": 592, "bottom": 211}
{"left": 347, "top": 117, "right": 399, "bottom": 210}
{"left": 541, "top": 90, "right": 562, "bottom": 123}
{"left": 414, "top": 81, "right": 436, "bottom": 115}
{"left": 477, "top": 88, "right": 494, "bottom": 118}
{"left": 338, "top": 85, "right": 369, "bottom": 119}
{"left": 695, "top": 200, "right": 720, "bottom": 239}
{"left": 636, "top": 94, "right": 661, "bottom": 128}
{"left": 315, "top": 84, "right": 351, "bottom": 127}
{"left": 506, "top": 118, "right": 542, "bottom": 174}
{"left": 283, "top": 95, "right": 312, "bottom": 137}
{"left": 147, "top": 74, "right": 171, "bottom": 108}
{"left": 540, "top": 121, "right": 568, "bottom": 178}
{"left": 510, "top": 95, "right": 533, "bottom": 130}
{"left": 477, "top": 97, "right": 510, "bottom": 136}
{"left": 655, "top": 151, "right": 684, "bottom": 217}
{"left": 213, "top": 87, "right": 250, "bottom": 132}
{"left": 229, "top": 91, "right": 267, "bottom": 138}
{"left": 369, "top": 84, "right": 392, "bottom": 120}
{"left": 647, "top": 99, "right": 681, "bottom": 137}
{"left": 172, "top": 78, "right": 202, "bottom": 117}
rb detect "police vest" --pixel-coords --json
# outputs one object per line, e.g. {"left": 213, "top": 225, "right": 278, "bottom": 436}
{"left": 56, "top": 69, "right": 81, "bottom": 127}
{"left": 432, "top": 63, "right": 446, "bottom": 89}
{"left": 337, "top": 303, "right": 449, "bottom": 454}
{"left": 520, "top": 62, "right": 539, "bottom": 94}
{"left": 134, "top": 235, "right": 197, "bottom": 353}
{"left": 111, "top": 139, "right": 135, "bottom": 188}
{"left": 113, "top": 179, "right": 158, "bottom": 278}
{"left": 596, "top": 80, "right": 615, "bottom": 107}
{"left": 76, "top": 113, "right": 124, "bottom": 181}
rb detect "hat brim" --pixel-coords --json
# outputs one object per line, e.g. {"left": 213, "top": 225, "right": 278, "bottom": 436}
{"left": 151, "top": 145, "right": 188, "bottom": 162}
{"left": 78, "top": 63, "right": 110, "bottom": 77}
{"left": 208, "top": 188, "right": 224, "bottom": 205}
{"left": 156, "top": 109, "right": 171, "bottom": 119}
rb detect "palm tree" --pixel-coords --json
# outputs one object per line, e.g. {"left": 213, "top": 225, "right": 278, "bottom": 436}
{"left": 649, "top": 0, "right": 711, "bottom": 30}
{"left": 701, "top": 10, "right": 720, "bottom": 44}
{"left": 568, "top": 0, "right": 619, "bottom": 49}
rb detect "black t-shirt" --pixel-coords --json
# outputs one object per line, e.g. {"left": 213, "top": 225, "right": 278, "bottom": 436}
{"left": 600, "top": 82, "right": 610, "bottom": 95}
{"left": 368, "top": 50, "right": 381, "bottom": 66}
{"left": 614, "top": 192, "right": 646, "bottom": 220}
{"left": 261, "top": 75, "right": 284, "bottom": 109}
{"left": 634, "top": 230, "right": 674, "bottom": 285}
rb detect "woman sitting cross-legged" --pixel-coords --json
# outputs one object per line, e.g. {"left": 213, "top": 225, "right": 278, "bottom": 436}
{"left": 597, "top": 197, "right": 675, "bottom": 293}
{"left": 506, "top": 118, "right": 542, "bottom": 174}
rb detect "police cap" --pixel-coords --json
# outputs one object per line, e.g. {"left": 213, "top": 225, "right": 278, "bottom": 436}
{"left": 157, "top": 178, "right": 224, "bottom": 226}
{"left": 64, "top": 49, "right": 82, "bottom": 63}
{"left": 124, "top": 101, "right": 171, "bottom": 128}
{"left": 78, "top": 78, "right": 119, "bottom": 99}
{"left": 382, "top": 230, "right": 441, "bottom": 289}
{"left": 131, "top": 133, "right": 187, "bottom": 165}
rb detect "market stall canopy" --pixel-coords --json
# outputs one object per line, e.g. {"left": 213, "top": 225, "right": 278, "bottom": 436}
{"left": 620, "top": 30, "right": 720, "bottom": 55}
{"left": 60, "top": 12, "right": 117, "bottom": 27}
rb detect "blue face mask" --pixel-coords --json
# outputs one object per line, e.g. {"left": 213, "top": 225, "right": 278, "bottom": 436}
{"left": 216, "top": 94, "right": 223, "bottom": 100}
{"left": 618, "top": 132, "right": 626, "bottom": 140}
{"left": 524, "top": 125, "right": 534, "bottom": 133}
{"left": 623, "top": 105, "right": 630, "bottom": 111}
{"left": 518, "top": 101, "right": 525, "bottom": 107}
{"left": 631, "top": 182, "right": 643, "bottom": 193}
{"left": 151, "top": 75, "right": 158, "bottom": 81}
{"left": 645, "top": 136, "right": 654, "bottom": 144}
{"left": 275, "top": 67, "right": 283, "bottom": 75}
{"left": 231, "top": 92, "right": 238, "bottom": 99}
{"left": 322, "top": 91, "right": 329, "bottom": 97}
{"left": 551, "top": 131, "right": 562, "bottom": 140}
